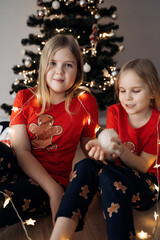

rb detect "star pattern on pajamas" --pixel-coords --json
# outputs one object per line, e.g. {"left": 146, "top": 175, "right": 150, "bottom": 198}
{"left": 114, "top": 181, "right": 127, "bottom": 194}
{"left": 79, "top": 184, "right": 89, "bottom": 199}
{"left": 71, "top": 209, "right": 82, "bottom": 223}
{"left": 107, "top": 202, "right": 120, "bottom": 217}
{"left": 132, "top": 192, "right": 140, "bottom": 203}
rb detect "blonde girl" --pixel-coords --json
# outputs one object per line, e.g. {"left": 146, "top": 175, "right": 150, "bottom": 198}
{"left": 50, "top": 58, "right": 160, "bottom": 240}
{"left": 0, "top": 34, "right": 98, "bottom": 229}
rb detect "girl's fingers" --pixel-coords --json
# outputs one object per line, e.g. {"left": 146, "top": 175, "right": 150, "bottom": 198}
{"left": 88, "top": 146, "right": 97, "bottom": 158}
{"left": 93, "top": 147, "right": 101, "bottom": 160}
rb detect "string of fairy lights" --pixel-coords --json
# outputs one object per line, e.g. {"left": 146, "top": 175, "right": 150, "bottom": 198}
{"left": 1, "top": 0, "right": 159, "bottom": 239}
{"left": 0, "top": 90, "right": 160, "bottom": 239}
{"left": 12, "top": 0, "right": 124, "bottom": 99}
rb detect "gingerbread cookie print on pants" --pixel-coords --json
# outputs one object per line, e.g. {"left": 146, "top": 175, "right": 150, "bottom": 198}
{"left": 29, "top": 114, "right": 63, "bottom": 149}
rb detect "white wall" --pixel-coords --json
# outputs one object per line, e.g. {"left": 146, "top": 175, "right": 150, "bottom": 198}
{"left": 0, "top": 0, "right": 160, "bottom": 120}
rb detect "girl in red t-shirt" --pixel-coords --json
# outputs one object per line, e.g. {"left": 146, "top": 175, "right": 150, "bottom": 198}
{"left": 0, "top": 34, "right": 98, "bottom": 229}
{"left": 50, "top": 59, "right": 160, "bottom": 240}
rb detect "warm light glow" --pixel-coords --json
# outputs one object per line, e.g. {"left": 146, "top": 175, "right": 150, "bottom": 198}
{"left": 12, "top": 106, "right": 19, "bottom": 112}
{"left": 154, "top": 211, "right": 159, "bottom": 220}
{"left": 137, "top": 230, "right": 150, "bottom": 239}
{"left": 24, "top": 218, "right": 36, "bottom": 226}
{"left": 154, "top": 184, "right": 159, "bottom": 192}
{"left": 95, "top": 126, "right": 100, "bottom": 134}
{"left": 3, "top": 197, "right": 10, "bottom": 208}
{"left": 78, "top": 91, "right": 85, "bottom": 97}
{"left": 88, "top": 116, "right": 91, "bottom": 125}
{"left": 153, "top": 164, "right": 160, "bottom": 168}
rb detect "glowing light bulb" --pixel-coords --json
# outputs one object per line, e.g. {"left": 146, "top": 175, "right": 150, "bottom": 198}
{"left": 11, "top": 106, "right": 19, "bottom": 112}
{"left": 78, "top": 91, "right": 85, "bottom": 97}
{"left": 137, "top": 230, "right": 149, "bottom": 239}
{"left": 88, "top": 116, "right": 91, "bottom": 125}
{"left": 153, "top": 164, "right": 160, "bottom": 168}
{"left": 95, "top": 126, "right": 100, "bottom": 134}
{"left": 24, "top": 218, "right": 36, "bottom": 226}
{"left": 154, "top": 211, "right": 159, "bottom": 220}
{"left": 3, "top": 197, "right": 10, "bottom": 208}
{"left": 154, "top": 184, "right": 159, "bottom": 192}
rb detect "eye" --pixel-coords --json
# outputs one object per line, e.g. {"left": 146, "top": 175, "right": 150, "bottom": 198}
{"left": 50, "top": 61, "right": 56, "bottom": 66}
{"left": 132, "top": 90, "right": 141, "bottom": 93}
{"left": 65, "top": 63, "right": 73, "bottom": 68}
{"left": 119, "top": 89, "right": 125, "bottom": 93}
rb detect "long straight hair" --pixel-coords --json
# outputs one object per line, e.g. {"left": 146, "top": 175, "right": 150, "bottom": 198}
{"left": 115, "top": 58, "right": 160, "bottom": 109}
{"left": 37, "top": 34, "right": 89, "bottom": 114}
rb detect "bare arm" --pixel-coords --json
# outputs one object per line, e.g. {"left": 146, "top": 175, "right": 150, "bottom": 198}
{"left": 114, "top": 143, "right": 156, "bottom": 173}
{"left": 85, "top": 137, "right": 156, "bottom": 172}
{"left": 10, "top": 124, "right": 64, "bottom": 224}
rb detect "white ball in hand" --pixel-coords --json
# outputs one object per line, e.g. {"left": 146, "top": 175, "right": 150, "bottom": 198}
{"left": 98, "top": 128, "right": 120, "bottom": 155}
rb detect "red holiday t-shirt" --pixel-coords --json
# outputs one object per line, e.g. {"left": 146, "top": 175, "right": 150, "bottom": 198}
{"left": 10, "top": 88, "right": 99, "bottom": 186}
{"left": 106, "top": 103, "right": 160, "bottom": 181}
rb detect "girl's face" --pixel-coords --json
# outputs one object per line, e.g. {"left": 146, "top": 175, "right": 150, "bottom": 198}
{"left": 118, "top": 70, "right": 153, "bottom": 116}
{"left": 46, "top": 47, "right": 77, "bottom": 102}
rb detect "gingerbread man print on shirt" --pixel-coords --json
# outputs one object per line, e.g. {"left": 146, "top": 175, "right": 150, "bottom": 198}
{"left": 29, "top": 114, "right": 63, "bottom": 150}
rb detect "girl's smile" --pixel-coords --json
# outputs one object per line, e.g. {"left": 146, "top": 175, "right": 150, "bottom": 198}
{"left": 118, "top": 70, "right": 153, "bottom": 127}
{"left": 46, "top": 47, "right": 78, "bottom": 104}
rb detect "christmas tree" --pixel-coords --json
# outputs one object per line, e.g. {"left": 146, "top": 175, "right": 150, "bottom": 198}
{"left": 1, "top": 0, "right": 124, "bottom": 115}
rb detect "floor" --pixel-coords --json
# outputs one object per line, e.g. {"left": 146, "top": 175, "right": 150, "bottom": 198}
{"left": 0, "top": 147, "right": 160, "bottom": 240}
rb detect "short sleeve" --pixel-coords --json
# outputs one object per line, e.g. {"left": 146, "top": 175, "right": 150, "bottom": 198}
{"left": 79, "top": 92, "right": 99, "bottom": 138}
{"left": 10, "top": 90, "right": 29, "bottom": 126}
{"left": 106, "top": 105, "right": 118, "bottom": 132}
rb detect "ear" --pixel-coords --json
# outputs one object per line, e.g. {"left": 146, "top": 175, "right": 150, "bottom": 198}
{"left": 150, "top": 91, "right": 155, "bottom": 99}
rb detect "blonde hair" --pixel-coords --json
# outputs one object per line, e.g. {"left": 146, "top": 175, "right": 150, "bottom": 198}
{"left": 115, "top": 58, "right": 160, "bottom": 109}
{"left": 37, "top": 34, "right": 89, "bottom": 114}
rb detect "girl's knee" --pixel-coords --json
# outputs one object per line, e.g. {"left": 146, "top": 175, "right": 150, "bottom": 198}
{"left": 74, "top": 158, "right": 100, "bottom": 173}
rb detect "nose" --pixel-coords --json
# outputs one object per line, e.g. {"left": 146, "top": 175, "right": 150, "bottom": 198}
{"left": 56, "top": 65, "right": 64, "bottom": 76}
{"left": 125, "top": 91, "right": 132, "bottom": 100}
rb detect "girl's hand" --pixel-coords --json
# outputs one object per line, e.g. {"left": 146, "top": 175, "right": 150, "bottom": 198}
{"left": 111, "top": 137, "right": 124, "bottom": 157}
{"left": 85, "top": 139, "right": 114, "bottom": 164}
{"left": 49, "top": 185, "right": 64, "bottom": 225}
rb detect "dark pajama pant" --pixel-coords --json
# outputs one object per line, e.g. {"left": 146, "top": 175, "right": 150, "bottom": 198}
{"left": 0, "top": 142, "right": 51, "bottom": 228}
{"left": 56, "top": 158, "right": 159, "bottom": 240}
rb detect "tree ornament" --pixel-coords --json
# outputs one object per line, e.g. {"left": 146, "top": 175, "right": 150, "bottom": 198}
{"left": 24, "top": 59, "right": 32, "bottom": 68}
{"left": 83, "top": 63, "right": 91, "bottom": 72}
{"left": 37, "top": 9, "right": 45, "bottom": 18}
{"left": 89, "top": 24, "right": 99, "bottom": 56}
{"left": 119, "top": 45, "right": 125, "bottom": 52}
{"left": 80, "top": 0, "right": 86, "bottom": 7}
{"left": 95, "top": 14, "right": 101, "bottom": 20}
{"left": 44, "top": 8, "right": 50, "bottom": 16}
{"left": 111, "top": 70, "right": 118, "bottom": 77}
{"left": 13, "top": 79, "right": 20, "bottom": 85}
{"left": 103, "top": 68, "right": 109, "bottom": 77}
{"left": 111, "top": 13, "right": 118, "bottom": 20}
{"left": 52, "top": 1, "right": 60, "bottom": 10}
